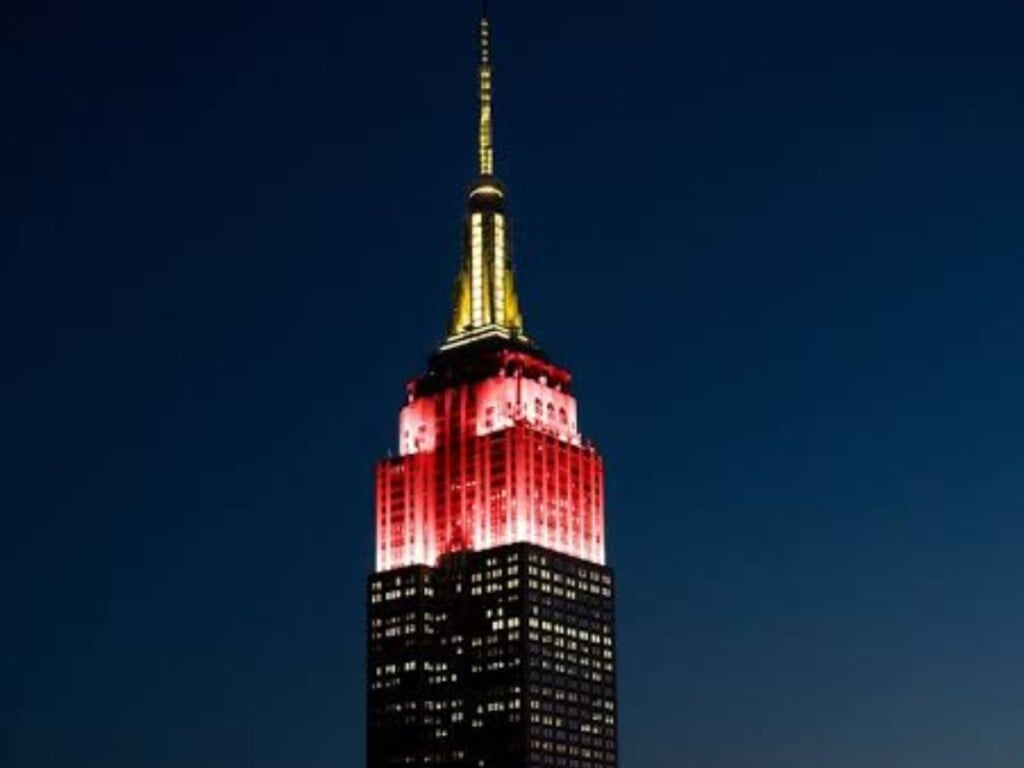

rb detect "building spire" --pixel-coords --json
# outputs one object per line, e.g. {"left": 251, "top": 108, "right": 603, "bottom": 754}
{"left": 478, "top": 3, "right": 494, "bottom": 177}
{"left": 442, "top": 3, "right": 527, "bottom": 351}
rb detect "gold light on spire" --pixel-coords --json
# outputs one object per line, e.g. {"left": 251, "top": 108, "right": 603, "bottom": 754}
{"left": 443, "top": 4, "right": 527, "bottom": 351}
{"left": 478, "top": 14, "right": 494, "bottom": 176}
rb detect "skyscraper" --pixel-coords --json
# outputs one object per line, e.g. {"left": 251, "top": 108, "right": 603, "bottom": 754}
{"left": 367, "top": 9, "right": 617, "bottom": 768}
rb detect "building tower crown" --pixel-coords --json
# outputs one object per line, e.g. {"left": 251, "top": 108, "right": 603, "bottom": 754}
{"left": 443, "top": 5, "right": 527, "bottom": 351}
{"left": 375, "top": 2, "right": 606, "bottom": 574}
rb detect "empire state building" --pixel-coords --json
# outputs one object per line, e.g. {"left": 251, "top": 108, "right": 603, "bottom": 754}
{"left": 367, "top": 9, "right": 618, "bottom": 768}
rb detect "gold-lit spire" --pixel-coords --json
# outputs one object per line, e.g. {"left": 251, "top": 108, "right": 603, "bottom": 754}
{"left": 478, "top": 8, "right": 494, "bottom": 176}
{"left": 443, "top": 3, "right": 527, "bottom": 351}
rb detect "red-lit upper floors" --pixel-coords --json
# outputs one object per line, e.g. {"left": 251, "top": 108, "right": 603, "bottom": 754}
{"left": 375, "top": 349, "right": 605, "bottom": 571}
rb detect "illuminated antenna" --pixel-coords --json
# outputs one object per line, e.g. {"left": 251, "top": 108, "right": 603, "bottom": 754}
{"left": 478, "top": 1, "right": 494, "bottom": 176}
{"left": 443, "top": 0, "right": 526, "bottom": 350}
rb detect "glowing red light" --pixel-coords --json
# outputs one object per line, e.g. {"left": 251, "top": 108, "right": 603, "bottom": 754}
{"left": 375, "top": 353, "right": 605, "bottom": 570}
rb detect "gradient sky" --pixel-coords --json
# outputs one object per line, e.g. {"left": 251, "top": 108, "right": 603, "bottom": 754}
{"left": 4, "top": 0, "right": 1024, "bottom": 766}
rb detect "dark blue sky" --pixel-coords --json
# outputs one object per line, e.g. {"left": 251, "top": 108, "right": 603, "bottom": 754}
{"left": 4, "top": 0, "right": 1024, "bottom": 766}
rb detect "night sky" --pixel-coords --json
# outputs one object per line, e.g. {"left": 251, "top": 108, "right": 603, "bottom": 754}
{"left": 4, "top": 0, "right": 1024, "bottom": 766}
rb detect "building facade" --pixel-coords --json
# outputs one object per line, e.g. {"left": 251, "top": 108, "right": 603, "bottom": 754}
{"left": 367, "top": 11, "right": 617, "bottom": 768}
